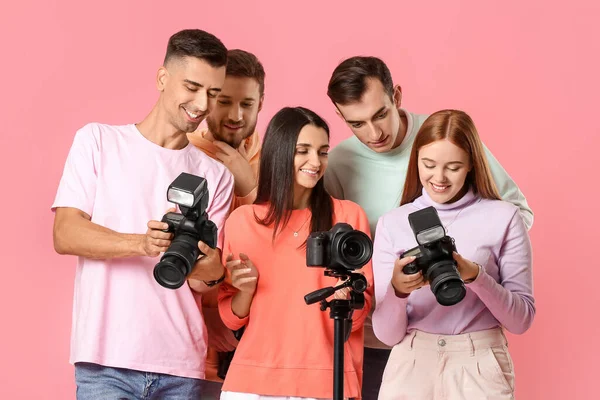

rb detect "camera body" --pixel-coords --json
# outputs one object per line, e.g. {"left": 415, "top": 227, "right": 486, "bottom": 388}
{"left": 307, "top": 223, "right": 372, "bottom": 273}
{"left": 400, "top": 206, "right": 466, "bottom": 306}
{"left": 153, "top": 173, "right": 217, "bottom": 289}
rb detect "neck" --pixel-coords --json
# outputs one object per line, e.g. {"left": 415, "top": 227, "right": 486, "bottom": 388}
{"left": 390, "top": 108, "right": 408, "bottom": 150}
{"left": 203, "top": 127, "right": 217, "bottom": 142}
{"left": 445, "top": 184, "right": 469, "bottom": 204}
{"left": 136, "top": 101, "right": 189, "bottom": 150}
{"left": 292, "top": 184, "right": 312, "bottom": 209}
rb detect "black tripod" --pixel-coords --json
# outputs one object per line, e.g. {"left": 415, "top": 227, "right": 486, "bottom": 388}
{"left": 304, "top": 271, "right": 368, "bottom": 400}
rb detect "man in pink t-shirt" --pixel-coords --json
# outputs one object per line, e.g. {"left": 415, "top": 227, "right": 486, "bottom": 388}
{"left": 51, "top": 29, "right": 234, "bottom": 399}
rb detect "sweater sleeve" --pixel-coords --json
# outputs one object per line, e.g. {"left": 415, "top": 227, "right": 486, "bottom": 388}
{"left": 371, "top": 216, "right": 410, "bottom": 346}
{"left": 467, "top": 210, "right": 536, "bottom": 334}
{"left": 483, "top": 143, "right": 534, "bottom": 230}
{"left": 217, "top": 219, "right": 249, "bottom": 331}
{"left": 348, "top": 205, "right": 374, "bottom": 332}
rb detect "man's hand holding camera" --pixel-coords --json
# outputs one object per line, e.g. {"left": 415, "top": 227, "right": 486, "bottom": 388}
{"left": 141, "top": 208, "right": 176, "bottom": 257}
{"left": 188, "top": 241, "right": 226, "bottom": 283}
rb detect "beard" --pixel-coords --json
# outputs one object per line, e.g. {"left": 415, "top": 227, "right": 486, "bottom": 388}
{"left": 206, "top": 117, "right": 257, "bottom": 149}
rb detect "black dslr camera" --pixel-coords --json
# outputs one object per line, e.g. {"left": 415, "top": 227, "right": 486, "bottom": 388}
{"left": 306, "top": 223, "right": 373, "bottom": 272}
{"left": 153, "top": 173, "right": 217, "bottom": 289}
{"left": 400, "top": 206, "right": 466, "bottom": 306}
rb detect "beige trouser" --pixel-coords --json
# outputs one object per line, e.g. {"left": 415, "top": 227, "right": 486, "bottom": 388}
{"left": 379, "top": 328, "right": 515, "bottom": 400}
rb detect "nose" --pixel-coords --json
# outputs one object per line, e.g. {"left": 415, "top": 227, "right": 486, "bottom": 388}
{"left": 192, "top": 91, "right": 208, "bottom": 114}
{"left": 367, "top": 123, "right": 382, "bottom": 141}
{"left": 228, "top": 104, "right": 243, "bottom": 122}
{"left": 308, "top": 151, "right": 322, "bottom": 167}
{"left": 434, "top": 167, "right": 446, "bottom": 183}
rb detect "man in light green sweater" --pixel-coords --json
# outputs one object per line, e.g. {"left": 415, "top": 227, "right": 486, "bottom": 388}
{"left": 324, "top": 56, "right": 533, "bottom": 400}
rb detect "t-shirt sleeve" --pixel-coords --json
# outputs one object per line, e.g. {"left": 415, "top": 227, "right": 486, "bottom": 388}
{"left": 51, "top": 124, "right": 100, "bottom": 216}
{"left": 207, "top": 169, "right": 234, "bottom": 250}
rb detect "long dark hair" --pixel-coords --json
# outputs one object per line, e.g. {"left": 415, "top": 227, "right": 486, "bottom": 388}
{"left": 255, "top": 107, "right": 334, "bottom": 241}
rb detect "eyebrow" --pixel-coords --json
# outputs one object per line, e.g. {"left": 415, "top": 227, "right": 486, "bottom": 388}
{"left": 218, "top": 95, "right": 256, "bottom": 101}
{"left": 345, "top": 106, "right": 387, "bottom": 124}
{"left": 421, "top": 158, "right": 464, "bottom": 165}
{"left": 297, "top": 143, "right": 330, "bottom": 148}
{"left": 184, "top": 80, "right": 222, "bottom": 93}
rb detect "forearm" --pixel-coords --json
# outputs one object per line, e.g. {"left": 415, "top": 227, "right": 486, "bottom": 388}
{"left": 231, "top": 291, "right": 255, "bottom": 319}
{"left": 54, "top": 215, "right": 143, "bottom": 259}
{"left": 372, "top": 282, "right": 410, "bottom": 346}
{"left": 468, "top": 271, "right": 536, "bottom": 334}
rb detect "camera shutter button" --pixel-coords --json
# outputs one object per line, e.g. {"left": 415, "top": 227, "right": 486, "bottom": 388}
{"left": 438, "top": 338, "right": 446, "bottom": 347}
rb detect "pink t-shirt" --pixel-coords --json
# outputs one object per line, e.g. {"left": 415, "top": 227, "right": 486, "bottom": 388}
{"left": 51, "top": 123, "right": 234, "bottom": 379}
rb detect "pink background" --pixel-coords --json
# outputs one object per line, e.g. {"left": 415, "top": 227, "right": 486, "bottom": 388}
{"left": 0, "top": 1, "right": 597, "bottom": 399}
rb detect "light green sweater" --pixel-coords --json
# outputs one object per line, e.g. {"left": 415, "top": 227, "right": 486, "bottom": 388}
{"left": 325, "top": 108, "right": 534, "bottom": 236}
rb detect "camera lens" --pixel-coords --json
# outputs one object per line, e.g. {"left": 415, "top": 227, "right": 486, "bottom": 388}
{"left": 338, "top": 231, "right": 373, "bottom": 270}
{"left": 154, "top": 256, "right": 188, "bottom": 289}
{"left": 153, "top": 233, "right": 200, "bottom": 289}
{"left": 427, "top": 260, "right": 466, "bottom": 306}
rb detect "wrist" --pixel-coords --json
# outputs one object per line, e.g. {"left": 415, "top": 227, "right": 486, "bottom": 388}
{"left": 131, "top": 234, "right": 147, "bottom": 257}
{"left": 464, "top": 263, "right": 482, "bottom": 284}
{"left": 203, "top": 264, "right": 226, "bottom": 287}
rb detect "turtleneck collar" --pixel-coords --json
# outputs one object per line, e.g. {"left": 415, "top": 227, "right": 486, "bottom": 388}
{"left": 414, "top": 186, "right": 479, "bottom": 212}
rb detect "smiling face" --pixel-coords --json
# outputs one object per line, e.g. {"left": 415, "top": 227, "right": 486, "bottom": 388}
{"left": 293, "top": 124, "right": 330, "bottom": 195}
{"left": 158, "top": 56, "right": 226, "bottom": 133}
{"left": 206, "top": 76, "right": 263, "bottom": 148}
{"left": 418, "top": 139, "right": 472, "bottom": 204}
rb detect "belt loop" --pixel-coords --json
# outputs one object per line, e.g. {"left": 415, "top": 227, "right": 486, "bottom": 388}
{"left": 409, "top": 331, "right": 417, "bottom": 350}
{"left": 499, "top": 327, "right": 508, "bottom": 347}
{"left": 467, "top": 333, "right": 475, "bottom": 357}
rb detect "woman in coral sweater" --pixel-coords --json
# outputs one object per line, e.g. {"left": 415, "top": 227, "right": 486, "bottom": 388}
{"left": 217, "top": 106, "right": 373, "bottom": 400}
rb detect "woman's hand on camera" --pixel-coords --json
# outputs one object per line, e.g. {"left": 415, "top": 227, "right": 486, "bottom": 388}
{"left": 391, "top": 256, "right": 426, "bottom": 297}
{"left": 452, "top": 252, "right": 480, "bottom": 282}
{"left": 141, "top": 207, "right": 175, "bottom": 257}
{"left": 333, "top": 278, "right": 351, "bottom": 300}
{"left": 227, "top": 253, "right": 259, "bottom": 295}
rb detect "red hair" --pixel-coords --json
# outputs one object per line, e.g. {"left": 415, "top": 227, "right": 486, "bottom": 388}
{"left": 400, "top": 109, "right": 501, "bottom": 206}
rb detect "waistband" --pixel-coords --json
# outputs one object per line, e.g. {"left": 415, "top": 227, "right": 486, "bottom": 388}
{"left": 402, "top": 328, "right": 508, "bottom": 355}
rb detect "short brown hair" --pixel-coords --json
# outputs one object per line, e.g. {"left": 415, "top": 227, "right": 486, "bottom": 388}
{"left": 226, "top": 49, "right": 266, "bottom": 96}
{"left": 164, "top": 29, "right": 227, "bottom": 68}
{"left": 400, "top": 110, "right": 501, "bottom": 206}
{"left": 327, "top": 56, "right": 394, "bottom": 105}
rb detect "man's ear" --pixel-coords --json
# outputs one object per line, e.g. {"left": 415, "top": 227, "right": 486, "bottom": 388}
{"left": 334, "top": 105, "right": 345, "bottom": 122}
{"left": 156, "top": 66, "right": 168, "bottom": 91}
{"left": 258, "top": 95, "right": 264, "bottom": 112}
{"left": 393, "top": 85, "right": 403, "bottom": 107}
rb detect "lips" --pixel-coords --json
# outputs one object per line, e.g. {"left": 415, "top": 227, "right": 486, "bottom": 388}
{"left": 183, "top": 107, "right": 205, "bottom": 122}
{"left": 300, "top": 169, "right": 319, "bottom": 177}
{"left": 430, "top": 182, "right": 450, "bottom": 193}
{"left": 370, "top": 136, "right": 389, "bottom": 148}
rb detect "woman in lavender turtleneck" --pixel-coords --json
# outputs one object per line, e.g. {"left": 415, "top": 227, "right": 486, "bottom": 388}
{"left": 372, "top": 110, "right": 535, "bottom": 400}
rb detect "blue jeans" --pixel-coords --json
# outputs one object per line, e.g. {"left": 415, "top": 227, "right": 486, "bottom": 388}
{"left": 75, "top": 362, "right": 221, "bottom": 400}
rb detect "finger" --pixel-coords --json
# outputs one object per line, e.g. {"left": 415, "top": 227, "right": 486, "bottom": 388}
{"left": 402, "top": 271, "right": 423, "bottom": 284}
{"left": 225, "top": 253, "right": 234, "bottom": 262}
{"left": 198, "top": 240, "right": 213, "bottom": 254}
{"left": 405, "top": 278, "right": 425, "bottom": 290}
{"left": 395, "top": 256, "right": 417, "bottom": 268}
{"left": 213, "top": 140, "right": 236, "bottom": 155}
{"left": 148, "top": 220, "right": 169, "bottom": 231}
{"left": 234, "top": 277, "right": 258, "bottom": 287}
{"left": 149, "top": 230, "right": 174, "bottom": 240}
{"left": 226, "top": 260, "right": 243, "bottom": 271}
{"left": 238, "top": 253, "right": 256, "bottom": 269}
{"left": 165, "top": 207, "right": 177, "bottom": 214}
{"left": 238, "top": 142, "right": 248, "bottom": 158}
{"left": 231, "top": 268, "right": 253, "bottom": 279}
{"left": 152, "top": 238, "right": 172, "bottom": 248}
